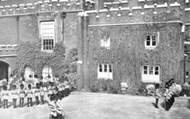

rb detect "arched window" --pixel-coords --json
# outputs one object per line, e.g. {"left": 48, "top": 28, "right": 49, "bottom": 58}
{"left": 24, "top": 67, "right": 34, "bottom": 80}
{"left": 42, "top": 66, "right": 53, "bottom": 82}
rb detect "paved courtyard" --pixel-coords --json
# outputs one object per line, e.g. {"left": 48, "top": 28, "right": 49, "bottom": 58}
{"left": 0, "top": 92, "right": 190, "bottom": 119}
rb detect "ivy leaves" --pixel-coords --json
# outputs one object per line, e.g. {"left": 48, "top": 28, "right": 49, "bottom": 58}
{"left": 15, "top": 41, "right": 78, "bottom": 79}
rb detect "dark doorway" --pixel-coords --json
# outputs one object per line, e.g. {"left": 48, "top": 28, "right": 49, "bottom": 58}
{"left": 0, "top": 61, "right": 9, "bottom": 81}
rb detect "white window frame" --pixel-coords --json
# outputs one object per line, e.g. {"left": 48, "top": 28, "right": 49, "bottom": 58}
{"left": 42, "top": 66, "right": 53, "bottom": 82}
{"left": 98, "top": 63, "right": 113, "bottom": 79}
{"left": 101, "top": 35, "right": 110, "bottom": 49}
{"left": 24, "top": 67, "right": 34, "bottom": 81}
{"left": 145, "top": 31, "right": 159, "bottom": 49}
{"left": 40, "top": 21, "right": 55, "bottom": 52}
{"left": 142, "top": 65, "right": 160, "bottom": 83}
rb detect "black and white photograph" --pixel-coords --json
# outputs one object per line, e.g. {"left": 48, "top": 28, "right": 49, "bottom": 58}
{"left": 0, "top": 0, "right": 190, "bottom": 119}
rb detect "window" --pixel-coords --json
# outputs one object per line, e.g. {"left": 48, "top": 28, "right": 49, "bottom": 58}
{"left": 142, "top": 65, "right": 160, "bottom": 83}
{"left": 101, "top": 35, "right": 110, "bottom": 49}
{"left": 42, "top": 66, "right": 53, "bottom": 82}
{"left": 40, "top": 21, "right": 55, "bottom": 52}
{"left": 24, "top": 67, "right": 34, "bottom": 80}
{"left": 145, "top": 32, "right": 159, "bottom": 49}
{"left": 186, "top": 72, "right": 189, "bottom": 78}
{"left": 98, "top": 63, "right": 113, "bottom": 79}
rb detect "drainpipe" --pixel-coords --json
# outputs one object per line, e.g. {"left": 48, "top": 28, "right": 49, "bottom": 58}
{"left": 184, "top": 54, "right": 188, "bottom": 83}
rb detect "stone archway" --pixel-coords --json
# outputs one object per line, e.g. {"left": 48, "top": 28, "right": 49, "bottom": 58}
{"left": 0, "top": 61, "right": 9, "bottom": 81}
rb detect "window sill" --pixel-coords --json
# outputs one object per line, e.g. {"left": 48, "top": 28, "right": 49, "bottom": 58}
{"left": 142, "top": 80, "right": 160, "bottom": 83}
{"left": 101, "top": 46, "right": 111, "bottom": 50}
{"left": 97, "top": 78, "right": 113, "bottom": 80}
{"left": 41, "top": 50, "right": 53, "bottom": 53}
{"left": 145, "top": 46, "right": 157, "bottom": 50}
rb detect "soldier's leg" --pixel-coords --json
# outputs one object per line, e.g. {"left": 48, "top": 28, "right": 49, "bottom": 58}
{"left": 30, "top": 98, "right": 33, "bottom": 106}
{"left": 0, "top": 98, "right": 1, "bottom": 108}
{"left": 5, "top": 99, "right": 8, "bottom": 108}
{"left": 27, "top": 98, "right": 30, "bottom": 107}
{"left": 22, "top": 98, "right": 24, "bottom": 107}
{"left": 19, "top": 99, "right": 22, "bottom": 107}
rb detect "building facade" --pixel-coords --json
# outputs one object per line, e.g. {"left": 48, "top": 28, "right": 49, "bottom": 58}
{"left": 77, "top": 0, "right": 186, "bottom": 93}
{"left": 0, "top": 0, "right": 189, "bottom": 93}
{"left": 0, "top": 0, "right": 81, "bottom": 82}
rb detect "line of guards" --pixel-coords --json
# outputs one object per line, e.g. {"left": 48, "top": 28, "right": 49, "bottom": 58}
{"left": 0, "top": 80, "right": 71, "bottom": 109}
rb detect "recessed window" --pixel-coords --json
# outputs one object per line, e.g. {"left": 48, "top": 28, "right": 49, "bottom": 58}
{"left": 142, "top": 65, "right": 160, "bottom": 83}
{"left": 42, "top": 66, "right": 53, "bottom": 82}
{"left": 40, "top": 21, "right": 55, "bottom": 52}
{"left": 145, "top": 32, "right": 159, "bottom": 49}
{"left": 101, "top": 35, "right": 110, "bottom": 49}
{"left": 98, "top": 63, "right": 113, "bottom": 79}
{"left": 186, "top": 71, "right": 189, "bottom": 78}
{"left": 24, "top": 67, "right": 34, "bottom": 80}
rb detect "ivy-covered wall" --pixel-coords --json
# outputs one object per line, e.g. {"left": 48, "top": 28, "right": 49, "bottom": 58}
{"left": 87, "top": 23, "right": 183, "bottom": 93}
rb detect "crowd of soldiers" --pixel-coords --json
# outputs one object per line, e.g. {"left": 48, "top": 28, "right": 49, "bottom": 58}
{"left": 0, "top": 78, "right": 72, "bottom": 109}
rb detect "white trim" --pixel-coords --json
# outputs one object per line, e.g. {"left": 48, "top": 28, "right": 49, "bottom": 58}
{"left": 138, "top": 0, "right": 145, "bottom": 2}
{"left": 44, "top": 0, "right": 50, "bottom": 3}
{"left": 157, "top": 3, "right": 168, "bottom": 8}
{"left": 120, "top": 7, "right": 130, "bottom": 11}
{"left": 185, "top": 8, "right": 190, "bottom": 11}
{"left": 170, "top": 2, "right": 180, "bottom": 7}
{"left": 110, "top": 8, "right": 119, "bottom": 12}
{"left": 132, "top": 6, "right": 142, "bottom": 10}
{"left": 19, "top": 4, "right": 25, "bottom": 7}
{"left": 99, "top": 9, "right": 108, "bottom": 13}
{"left": 113, "top": 2, "right": 119, "bottom": 5}
{"left": 5, "top": 5, "right": 10, "bottom": 8}
{"left": 144, "top": 4, "right": 154, "bottom": 9}
{"left": 77, "top": 61, "right": 82, "bottom": 64}
{"left": 60, "top": 0, "right": 68, "bottom": 2}
{"left": 52, "top": 0, "right": 58, "bottom": 2}
{"left": 120, "top": 1, "right": 128, "bottom": 4}
{"left": 12, "top": 5, "right": 18, "bottom": 7}
{"left": 181, "top": 25, "right": 185, "bottom": 32}
{"left": 184, "top": 41, "right": 190, "bottom": 44}
{"left": 0, "top": 54, "right": 18, "bottom": 57}
{"left": 26, "top": 3, "right": 33, "bottom": 6}
{"left": 89, "top": 21, "right": 183, "bottom": 27}
{"left": 38, "top": 1, "right": 43, "bottom": 4}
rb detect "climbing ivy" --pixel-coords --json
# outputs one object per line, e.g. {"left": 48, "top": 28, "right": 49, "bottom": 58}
{"left": 14, "top": 41, "right": 78, "bottom": 82}
{"left": 88, "top": 23, "right": 183, "bottom": 94}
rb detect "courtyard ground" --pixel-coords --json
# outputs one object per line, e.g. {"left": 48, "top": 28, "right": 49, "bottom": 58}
{"left": 0, "top": 92, "right": 190, "bottom": 119}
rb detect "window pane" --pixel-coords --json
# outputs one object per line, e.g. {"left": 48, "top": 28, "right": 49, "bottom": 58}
{"left": 155, "top": 66, "right": 159, "bottom": 75}
{"left": 152, "top": 35, "right": 156, "bottom": 41}
{"left": 143, "top": 66, "right": 147, "bottom": 74}
{"left": 152, "top": 41, "right": 156, "bottom": 46}
{"left": 109, "top": 64, "right": 112, "bottom": 72}
{"left": 186, "top": 72, "right": 189, "bottom": 76}
{"left": 99, "top": 64, "right": 102, "bottom": 72}
{"left": 104, "top": 64, "right": 107, "bottom": 72}
{"left": 149, "top": 66, "right": 153, "bottom": 75}
{"left": 146, "top": 36, "right": 150, "bottom": 40}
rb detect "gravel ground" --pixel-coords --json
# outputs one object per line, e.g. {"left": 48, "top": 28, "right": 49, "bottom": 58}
{"left": 0, "top": 92, "right": 190, "bottom": 119}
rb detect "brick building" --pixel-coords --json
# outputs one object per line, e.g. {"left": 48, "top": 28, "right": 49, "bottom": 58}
{"left": 77, "top": 0, "right": 187, "bottom": 93}
{"left": 0, "top": 0, "right": 189, "bottom": 93}
{"left": 0, "top": 0, "right": 81, "bottom": 82}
